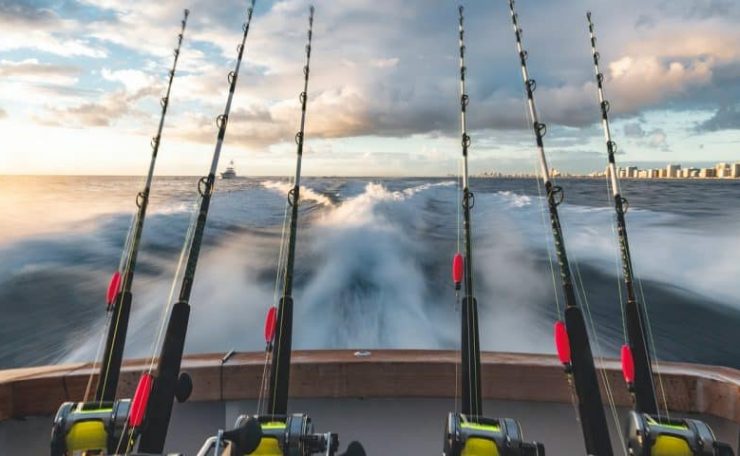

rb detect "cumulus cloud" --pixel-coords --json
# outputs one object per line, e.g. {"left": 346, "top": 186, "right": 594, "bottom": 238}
{"left": 1, "top": 0, "right": 739, "bottom": 174}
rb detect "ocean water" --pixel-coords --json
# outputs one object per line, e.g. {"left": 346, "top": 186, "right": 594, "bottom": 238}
{"left": 0, "top": 175, "right": 738, "bottom": 370}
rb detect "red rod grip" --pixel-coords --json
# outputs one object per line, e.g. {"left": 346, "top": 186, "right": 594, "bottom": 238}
{"left": 106, "top": 271, "right": 122, "bottom": 306}
{"left": 554, "top": 321, "right": 571, "bottom": 365}
{"left": 452, "top": 253, "right": 464, "bottom": 289}
{"left": 264, "top": 306, "right": 277, "bottom": 343}
{"left": 129, "top": 373, "right": 154, "bottom": 427}
{"left": 621, "top": 344, "right": 635, "bottom": 384}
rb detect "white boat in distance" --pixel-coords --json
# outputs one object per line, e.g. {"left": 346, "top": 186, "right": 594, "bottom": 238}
{"left": 221, "top": 160, "right": 237, "bottom": 179}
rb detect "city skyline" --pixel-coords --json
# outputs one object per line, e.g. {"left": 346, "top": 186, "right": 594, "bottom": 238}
{"left": 474, "top": 160, "right": 740, "bottom": 179}
{"left": 1, "top": 1, "right": 739, "bottom": 176}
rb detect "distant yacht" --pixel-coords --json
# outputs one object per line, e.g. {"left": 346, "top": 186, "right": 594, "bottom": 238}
{"left": 221, "top": 160, "right": 237, "bottom": 179}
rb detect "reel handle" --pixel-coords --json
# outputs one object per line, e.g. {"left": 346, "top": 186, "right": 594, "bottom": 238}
{"left": 221, "top": 416, "right": 263, "bottom": 455}
{"left": 340, "top": 441, "right": 367, "bottom": 456}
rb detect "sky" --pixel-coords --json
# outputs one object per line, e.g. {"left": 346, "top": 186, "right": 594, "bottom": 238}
{"left": 0, "top": 0, "right": 739, "bottom": 176}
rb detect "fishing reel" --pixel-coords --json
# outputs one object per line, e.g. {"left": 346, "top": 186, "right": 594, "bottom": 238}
{"left": 197, "top": 413, "right": 365, "bottom": 456}
{"left": 444, "top": 413, "right": 545, "bottom": 456}
{"left": 236, "top": 413, "right": 336, "bottom": 455}
{"left": 626, "top": 411, "right": 735, "bottom": 456}
{"left": 50, "top": 399, "right": 131, "bottom": 455}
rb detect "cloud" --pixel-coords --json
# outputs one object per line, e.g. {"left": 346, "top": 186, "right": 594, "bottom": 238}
{"left": 0, "top": 2, "right": 106, "bottom": 57}
{"left": 36, "top": 84, "right": 157, "bottom": 127}
{"left": 635, "top": 14, "right": 656, "bottom": 30}
{"left": 623, "top": 121, "right": 671, "bottom": 151}
{"left": 624, "top": 122, "right": 647, "bottom": 138}
{"left": 659, "top": 0, "right": 739, "bottom": 20}
{"left": 696, "top": 105, "right": 740, "bottom": 131}
{"left": 101, "top": 68, "right": 158, "bottom": 93}
{"left": 0, "top": 107, "right": 6, "bottom": 119}
{"left": 608, "top": 56, "right": 712, "bottom": 111}
{"left": 370, "top": 58, "right": 399, "bottom": 69}
{"left": 36, "top": 93, "right": 129, "bottom": 127}
{"left": 0, "top": 59, "right": 81, "bottom": 86}
{"left": 1, "top": 0, "right": 739, "bottom": 176}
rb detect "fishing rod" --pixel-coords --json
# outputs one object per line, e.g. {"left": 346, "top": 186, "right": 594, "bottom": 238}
{"left": 199, "top": 8, "right": 365, "bottom": 455}
{"left": 96, "top": 9, "right": 190, "bottom": 403}
{"left": 50, "top": 4, "right": 257, "bottom": 455}
{"left": 586, "top": 12, "right": 735, "bottom": 456}
{"left": 455, "top": 2, "right": 480, "bottom": 419}
{"left": 507, "top": 1, "right": 614, "bottom": 455}
{"left": 50, "top": 10, "right": 192, "bottom": 456}
{"left": 135, "top": 2, "right": 257, "bottom": 452}
{"left": 585, "top": 10, "right": 656, "bottom": 417}
{"left": 264, "top": 3, "right": 315, "bottom": 416}
{"left": 443, "top": 6, "right": 543, "bottom": 455}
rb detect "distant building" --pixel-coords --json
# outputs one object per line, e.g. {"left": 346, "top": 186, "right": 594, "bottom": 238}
{"left": 732, "top": 163, "right": 740, "bottom": 178}
{"left": 716, "top": 162, "right": 731, "bottom": 178}
{"left": 700, "top": 168, "right": 716, "bottom": 178}
{"left": 627, "top": 166, "right": 638, "bottom": 178}
{"left": 666, "top": 164, "right": 681, "bottom": 178}
{"left": 687, "top": 168, "right": 700, "bottom": 178}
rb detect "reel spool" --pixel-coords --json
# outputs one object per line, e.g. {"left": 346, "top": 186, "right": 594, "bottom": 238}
{"left": 50, "top": 400, "right": 131, "bottom": 455}
{"left": 227, "top": 413, "right": 337, "bottom": 455}
{"left": 627, "top": 411, "right": 735, "bottom": 456}
{"left": 444, "top": 413, "right": 545, "bottom": 456}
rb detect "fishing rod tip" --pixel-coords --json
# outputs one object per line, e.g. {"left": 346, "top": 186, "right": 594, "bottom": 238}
{"left": 184, "top": 9, "right": 190, "bottom": 16}
{"left": 586, "top": 11, "right": 592, "bottom": 19}
{"left": 458, "top": 5, "right": 464, "bottom": 14}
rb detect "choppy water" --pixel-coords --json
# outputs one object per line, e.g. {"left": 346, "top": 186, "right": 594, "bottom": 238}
{"left": 0, "top": 175, "right": 738, "bottom": 369}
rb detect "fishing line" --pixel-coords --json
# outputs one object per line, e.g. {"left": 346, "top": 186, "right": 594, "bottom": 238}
{"left": 508, "top": 1, "right": 614, "bottom": 453}
{"left": 587, "top": 10, "right": 662, "bottom": 418}
{"left": 523, "top": 83, "right": 561, "bottom": 320}
{"left": 570, "top": 238, "right": 628, "bottom": 454}
{"left": 91, "top": 10, "right": 190, "bottom": 405}
{"left": 145, "top": 195, "right": 199, "bottom": 374}
{"left": 450, "top": 154, "right": 462, "bottom": 410}
{"left": 636, "top": 271, "right": 671, "bottom": 419}
{"left": 547, "top": 165, "right": 624, "bottom": 451}
{"left": 87, "top": 211, "right": 136, "bottom": 398}
{"left": 454, "top": 4, "right": 482, "bottom": 417}
{"left": 132, "top": 5, "right": 259, "bottom": 452}
{"left": 605, "top": 172, "right": 628, "bottom": 341}
{"left": 265, "top": 5, "right": 315, "bottom": 418}
{"left": 85, "top": 321, "right": 110, "bottom": 403}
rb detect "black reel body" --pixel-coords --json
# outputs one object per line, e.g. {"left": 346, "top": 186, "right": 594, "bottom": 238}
{"left": 50, "top": 399, "right": 131, "bottom": 455}
{"left": 231, "top": 413, "right": 337, "bottom": 455}
{"left": 444, "top": 413, "right": 544, "bottom": 456}
{"left": 627, "top": 411, "right": 735, "bottom": 456}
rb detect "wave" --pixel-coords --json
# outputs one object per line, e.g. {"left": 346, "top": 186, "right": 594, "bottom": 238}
{"left": 0, "top": 178, "right": 738, "bottom": 369}
{"left": 262, "top": 180, "right": 335, "bottom": 207}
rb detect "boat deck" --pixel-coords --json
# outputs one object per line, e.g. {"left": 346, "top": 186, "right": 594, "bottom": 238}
{"left": 1, "top": 350, "right": 738, "bottom": 454}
